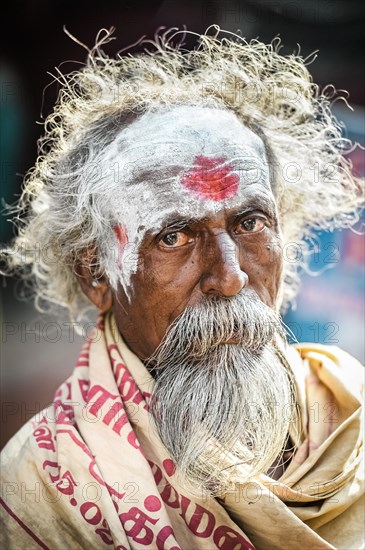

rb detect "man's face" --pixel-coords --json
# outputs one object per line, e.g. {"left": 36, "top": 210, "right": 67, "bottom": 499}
{"left": 110, "top": 105, "right": 283, "bottom": 359}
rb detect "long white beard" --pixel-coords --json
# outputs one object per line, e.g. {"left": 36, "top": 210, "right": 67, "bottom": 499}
{"left": 148, "top": 289, "right": 297, "bottom": 497}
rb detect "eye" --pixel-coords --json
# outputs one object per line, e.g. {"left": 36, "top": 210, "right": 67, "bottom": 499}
{"left": 234, "top": 216, "right": 266, "bottom": 234}
{"left": 160, "top": 231, "right": 193, "bottom": 248}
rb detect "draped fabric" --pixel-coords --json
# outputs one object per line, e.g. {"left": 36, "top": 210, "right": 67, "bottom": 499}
{"left": 1, "top": 311, "right": 363, "bottom": 549}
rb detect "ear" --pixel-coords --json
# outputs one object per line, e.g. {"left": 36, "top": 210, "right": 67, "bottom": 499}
{"left": 74, "top": 247, "right": 113, "bottom": 313}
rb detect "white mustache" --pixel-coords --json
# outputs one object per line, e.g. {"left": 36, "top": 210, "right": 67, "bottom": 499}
{"left": 150, "top": 289, "right": 285, "bottom": 365}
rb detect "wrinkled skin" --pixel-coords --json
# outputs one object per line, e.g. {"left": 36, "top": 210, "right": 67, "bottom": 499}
{"left": 76, "top": 106, "right": 284, "bottom": 360}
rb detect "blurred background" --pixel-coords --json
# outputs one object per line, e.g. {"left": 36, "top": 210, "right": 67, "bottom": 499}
{"left": 1, "top": 0, "right": 364, "bottom": 448}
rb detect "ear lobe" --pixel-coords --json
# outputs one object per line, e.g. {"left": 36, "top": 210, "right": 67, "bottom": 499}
{"left": 74, "top": 247, "right": 113, "bottom": 313}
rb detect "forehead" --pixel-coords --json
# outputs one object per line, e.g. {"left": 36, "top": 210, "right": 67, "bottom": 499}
{"left": 119, "top": 104, "right": 264, "bottom": 148}
{"left": 115, "top": 105, "right": 266, "bottom": 177}
{"left": 110, "top": 105, "right": 273, "bottom": 231}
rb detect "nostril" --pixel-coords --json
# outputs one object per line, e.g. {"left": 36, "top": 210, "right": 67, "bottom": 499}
{"left": 200, "top": 269, "right": 248, "bottom": 297}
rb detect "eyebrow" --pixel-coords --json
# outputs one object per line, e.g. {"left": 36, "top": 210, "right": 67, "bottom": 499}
{"left": 159, "top": 214, "right": 210, "bottom": 231}
{"left": 231, "top": 195, "right": 277, "bottom": 219}
{"left": 157, "top": 196, "right": 276, "bottom": 233}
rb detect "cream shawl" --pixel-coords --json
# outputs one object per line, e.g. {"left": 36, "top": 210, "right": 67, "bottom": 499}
{"left": 1, "top": 312, "right": 363, "bottom": 549}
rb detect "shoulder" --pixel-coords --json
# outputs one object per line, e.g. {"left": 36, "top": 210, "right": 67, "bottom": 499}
{"left": 293, "top": 342, "right": 363, "bottom": 368}
{"left": 1, "top": 414, "right": 40, "bottom": 467}
{"left": 291, "top": 342, "right": 363, "bottom": 405}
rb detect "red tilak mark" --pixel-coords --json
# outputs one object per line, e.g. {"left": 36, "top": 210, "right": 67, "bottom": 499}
{"left": 114, "top": 224, "right": 129, "bottom": 268}
{"left": 180, "top": 155, "right": 239, "bottom": 201}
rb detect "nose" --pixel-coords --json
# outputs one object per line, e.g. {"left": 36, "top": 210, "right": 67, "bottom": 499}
{"left": 199, "top": 232, "right": 248, "bottom": 297}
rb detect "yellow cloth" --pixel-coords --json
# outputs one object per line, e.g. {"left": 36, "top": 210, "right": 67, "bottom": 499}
{"left": 1, "top": 312, "right": 363, "bottom": 549}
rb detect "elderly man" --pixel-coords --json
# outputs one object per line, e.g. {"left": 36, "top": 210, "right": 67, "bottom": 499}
{"left": 1, "top": 28, "right": 363, "bottom": 550}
